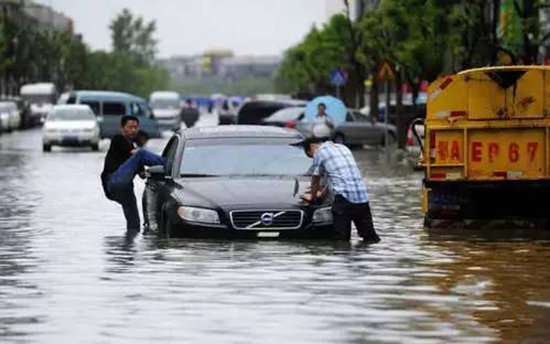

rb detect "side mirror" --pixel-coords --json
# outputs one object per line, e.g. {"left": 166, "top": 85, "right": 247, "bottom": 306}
{"left": 147, "top": 165, "right": 168, "bottom": 180}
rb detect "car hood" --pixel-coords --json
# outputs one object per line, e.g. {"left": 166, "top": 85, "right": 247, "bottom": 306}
{"left": 172, "top": 176, "right": 317, "bottom": 210}
{"left": 44, "top": 120, "right": 97, "bottom": 130}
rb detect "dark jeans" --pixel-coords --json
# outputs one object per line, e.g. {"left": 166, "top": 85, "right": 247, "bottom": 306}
{"left": 108, "top": 149, "right": 165, "bottom": 230}
{"left": 332, "top": 194, "right": 380, "bottom": 241}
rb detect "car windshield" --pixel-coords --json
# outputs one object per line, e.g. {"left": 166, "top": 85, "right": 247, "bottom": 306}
{"left": 180, "top": 141, "right": 311, "bottom": 177}
{"left": 151, "top": 99, "right": 179, "bottom": 109}
{"left": 49, "top": 109, "right": 94, "bottom": 121}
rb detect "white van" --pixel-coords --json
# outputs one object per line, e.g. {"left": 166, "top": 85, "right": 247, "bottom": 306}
{"left": 149, "top": 91, "right": 181, "bottom": 131}
{"left": 20, "top": 83, "right": 57, "bottom": 124}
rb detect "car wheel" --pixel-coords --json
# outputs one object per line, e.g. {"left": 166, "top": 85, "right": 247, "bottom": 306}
{"left": 43, "top": 144, "right": 51, "bottom": 152}
{"left": 333, "top": 133, "right": 346, "bottom": 145}
{"left": 382, "top": 132, "right": 396, "bottom": 146}
{"left": 91, "top": 143, "right": 99, "bottom": 151}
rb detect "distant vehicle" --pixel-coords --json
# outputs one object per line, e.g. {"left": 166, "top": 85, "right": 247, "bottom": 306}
{"left": 149, "top": 91, "right": 181, "bottom": 131}
{"left": 0, "top": 103, "right": 11, "bottom": 133}
{"left": 0, "top": 96, "right": 31, "bottom": 129}
{"left": 237, "top": 99, "right": 307, "bottom": 125}
{"left": 42, "top": 104, "right": 100, "bottom": 152}
{"left": 142, "top": 125, "right": 334, "bottom": 239}
{"left": 295, "top": 109, "right": 397, "bottom": 147}
{"left": 0, "top": 101, "right": 21, "bottom": 132}
{"left": 58, "top": 90, "right": 161, "bottom": 139}
{"left": 20, "top": 83, "right": 57, "bottom": 125}
{"left": 219, "top": 98, "right": 246, "bottom": 125}
{"left": 261, "top": 107, "right": 305, "bottom": 128}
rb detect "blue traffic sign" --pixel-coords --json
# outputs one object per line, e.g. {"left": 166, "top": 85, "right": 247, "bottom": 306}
{"left": 330, "top": 70, "right": 347, "bottom": 86}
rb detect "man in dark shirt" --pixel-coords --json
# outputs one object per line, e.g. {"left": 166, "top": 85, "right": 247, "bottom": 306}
{"left": 101, "top": 115, "right": 165, "bottom": 231}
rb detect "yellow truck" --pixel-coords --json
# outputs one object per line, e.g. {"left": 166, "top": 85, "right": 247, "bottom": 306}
{"left": 421, "top": 66, "right": 550, "bottom": 229}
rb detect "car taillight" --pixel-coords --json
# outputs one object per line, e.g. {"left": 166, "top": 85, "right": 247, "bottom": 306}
{"left": 285, "top": 121, "right": 296, "bottom": 129}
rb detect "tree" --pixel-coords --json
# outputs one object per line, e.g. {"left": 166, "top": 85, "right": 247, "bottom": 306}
{"left": 110, "top": 8, "right": 158, "bottom": 65}
{"left": 275, "top": 14, "right": 360, "bottom": 105}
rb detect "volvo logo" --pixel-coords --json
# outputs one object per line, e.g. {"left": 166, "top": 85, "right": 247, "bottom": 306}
{"left": 260, "top": 212, "right": 274, "bottom": 226}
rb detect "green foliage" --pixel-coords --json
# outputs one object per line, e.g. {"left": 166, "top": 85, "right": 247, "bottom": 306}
{"left": 0, "top": 7, "right": 167, "bottom": 97}
{"left": 275, "top": 14, "right": 355, "bottom": 94}
{"left": 110, "top": 8, "right": 158, "bottom": 65}
{"left": 277, "top": 0, "right": 550, "bottom": 99}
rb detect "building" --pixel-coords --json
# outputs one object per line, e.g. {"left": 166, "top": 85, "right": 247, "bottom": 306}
{"left": 0, "top": 0, "right": 73, "bottom": 94}
{"left": 0, "top": 0, "right": 73, "bottom": 34}
{"left": 324, "top": 0, "right": 380, "bottom": 21}
{"left": 219, "top": 55, "right": 282, "bottom": 81}
{"left": 158, "top": 51, "right": 281, "bottom": 81}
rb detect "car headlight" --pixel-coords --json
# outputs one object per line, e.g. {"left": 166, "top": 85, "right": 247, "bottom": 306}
{"left": 177, "top": 206, "right": 220, "bottom": 224}
{"left": 312, "top": 207, "right": 332, "bottom": 223}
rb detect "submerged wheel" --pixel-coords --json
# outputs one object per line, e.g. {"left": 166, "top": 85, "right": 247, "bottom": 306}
{"left": 43, "top": 144, "right": 51, "bottom": 152}
{"left": 382, "top": 132, "right": 396, "bottom": 146}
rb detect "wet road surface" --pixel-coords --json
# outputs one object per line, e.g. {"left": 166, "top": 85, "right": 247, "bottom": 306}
{"left": 1, "top": 120, "right": 550, "bottom": 343}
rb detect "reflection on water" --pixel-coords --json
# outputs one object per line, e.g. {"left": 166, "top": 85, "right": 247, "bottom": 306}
{"left": 0, "top": 129, "right": 549, "bottom": 343}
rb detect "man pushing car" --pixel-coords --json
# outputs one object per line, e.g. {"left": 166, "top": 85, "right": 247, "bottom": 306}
{"left": 301, "top": 137, "right": 380, "bottom": 243}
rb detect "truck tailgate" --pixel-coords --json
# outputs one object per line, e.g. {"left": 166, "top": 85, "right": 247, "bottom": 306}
{"left": 428, "top": 127, "right": 547, "bottom": 181}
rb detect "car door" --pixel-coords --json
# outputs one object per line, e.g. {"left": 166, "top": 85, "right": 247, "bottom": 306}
{"left": 99, "top": 100, "right": 127, "bottom": 138}
{"left": 144, "top": 136, "right": 180, "bottom": 230}
{"left": 352, "top": 111, "right": 382, "bottom": 145}
{"left": 130, "top": 101, "right": 161, "bottom": 138}
{"left": 336, "top": 112, "right": 360, "bottom": 144}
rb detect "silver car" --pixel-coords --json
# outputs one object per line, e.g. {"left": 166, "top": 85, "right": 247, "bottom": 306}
{"left": 296, "top": 109, "right": 397, "bottom": 147}
{"left": 42, "top": 105, "right": 100, "bottom": 152}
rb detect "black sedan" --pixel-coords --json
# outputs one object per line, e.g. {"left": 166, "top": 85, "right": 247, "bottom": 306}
{"left": 142, "top": 126, "right": 334, "bottom": 239}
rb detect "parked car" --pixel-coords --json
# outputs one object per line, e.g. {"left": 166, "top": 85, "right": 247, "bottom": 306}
{"left": 0, "top": 103, "right": 11, "bottom": 133}
{"left": 0, "top": 96, "right": 31, "bottom": 129}
{"left": 58, "top": 90, "right": 161, "bottom": 139}
{"left": 42, "top": 105, "right": 100, "bottom": 152}
{"left": 260, "top": 107, "right": 305, "bottom": 128}
{"left": 237, "top": 99, "right": 306, "bottom": 125}
{"left": 142, "top": 126, "right": 334, "bottom": 239}
{"left": 295, "top": 110, "right": 397, "bottom": 147}
{"left": 0, "top": 101, "right": 21, "bottom": 131}
{"left": 149, "top": 91, "right": 181, "bottom": 131}
{"left": 20, "top": 82, "right": 57, "bottom": 125}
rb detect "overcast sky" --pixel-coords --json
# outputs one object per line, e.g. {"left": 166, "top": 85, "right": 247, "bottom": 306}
{"left": 35, "top": 0, "right": 334, "bottom": 58}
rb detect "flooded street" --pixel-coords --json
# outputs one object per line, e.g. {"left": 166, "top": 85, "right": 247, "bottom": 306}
{"left": 1, "top": 123, "right": 550, "bottom": 343}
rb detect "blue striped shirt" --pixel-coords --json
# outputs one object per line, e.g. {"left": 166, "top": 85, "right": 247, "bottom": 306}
{"left": 309, "top": 141, "right": 369, "bottom": 203}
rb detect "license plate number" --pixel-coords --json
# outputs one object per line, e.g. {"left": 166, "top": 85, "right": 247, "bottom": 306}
{"left": 257, "top": 232, "right": 280, "bottom": 238}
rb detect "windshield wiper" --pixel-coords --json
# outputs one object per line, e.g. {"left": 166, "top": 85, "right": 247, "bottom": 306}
{"left": 180, "top": 173, "right": 220, "bottom": 177}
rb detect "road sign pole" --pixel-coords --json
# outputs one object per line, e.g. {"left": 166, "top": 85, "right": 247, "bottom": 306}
{"left": 384, "top": 79, "right": 390, "bottom": 149}
{"left": 336, "top": 85, "right": 341, "bottom": 99}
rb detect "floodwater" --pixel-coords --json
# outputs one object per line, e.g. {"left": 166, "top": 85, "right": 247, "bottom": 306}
{"left": 1, "top": 121, "right": 550, "bottom": 343}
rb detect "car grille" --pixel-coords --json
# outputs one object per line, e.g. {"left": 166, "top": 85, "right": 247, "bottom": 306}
{"left": 230, "top": 210, "right": 304, "bottom": 230}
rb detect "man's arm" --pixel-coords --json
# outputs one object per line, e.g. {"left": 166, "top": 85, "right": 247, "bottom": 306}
{"left": 310, "top": 175, "right": 321, "bottom": 202}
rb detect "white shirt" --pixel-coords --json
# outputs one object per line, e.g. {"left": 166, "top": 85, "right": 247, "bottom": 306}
{"left": 312, "top": 115, "right": 333, "bottom": 138}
